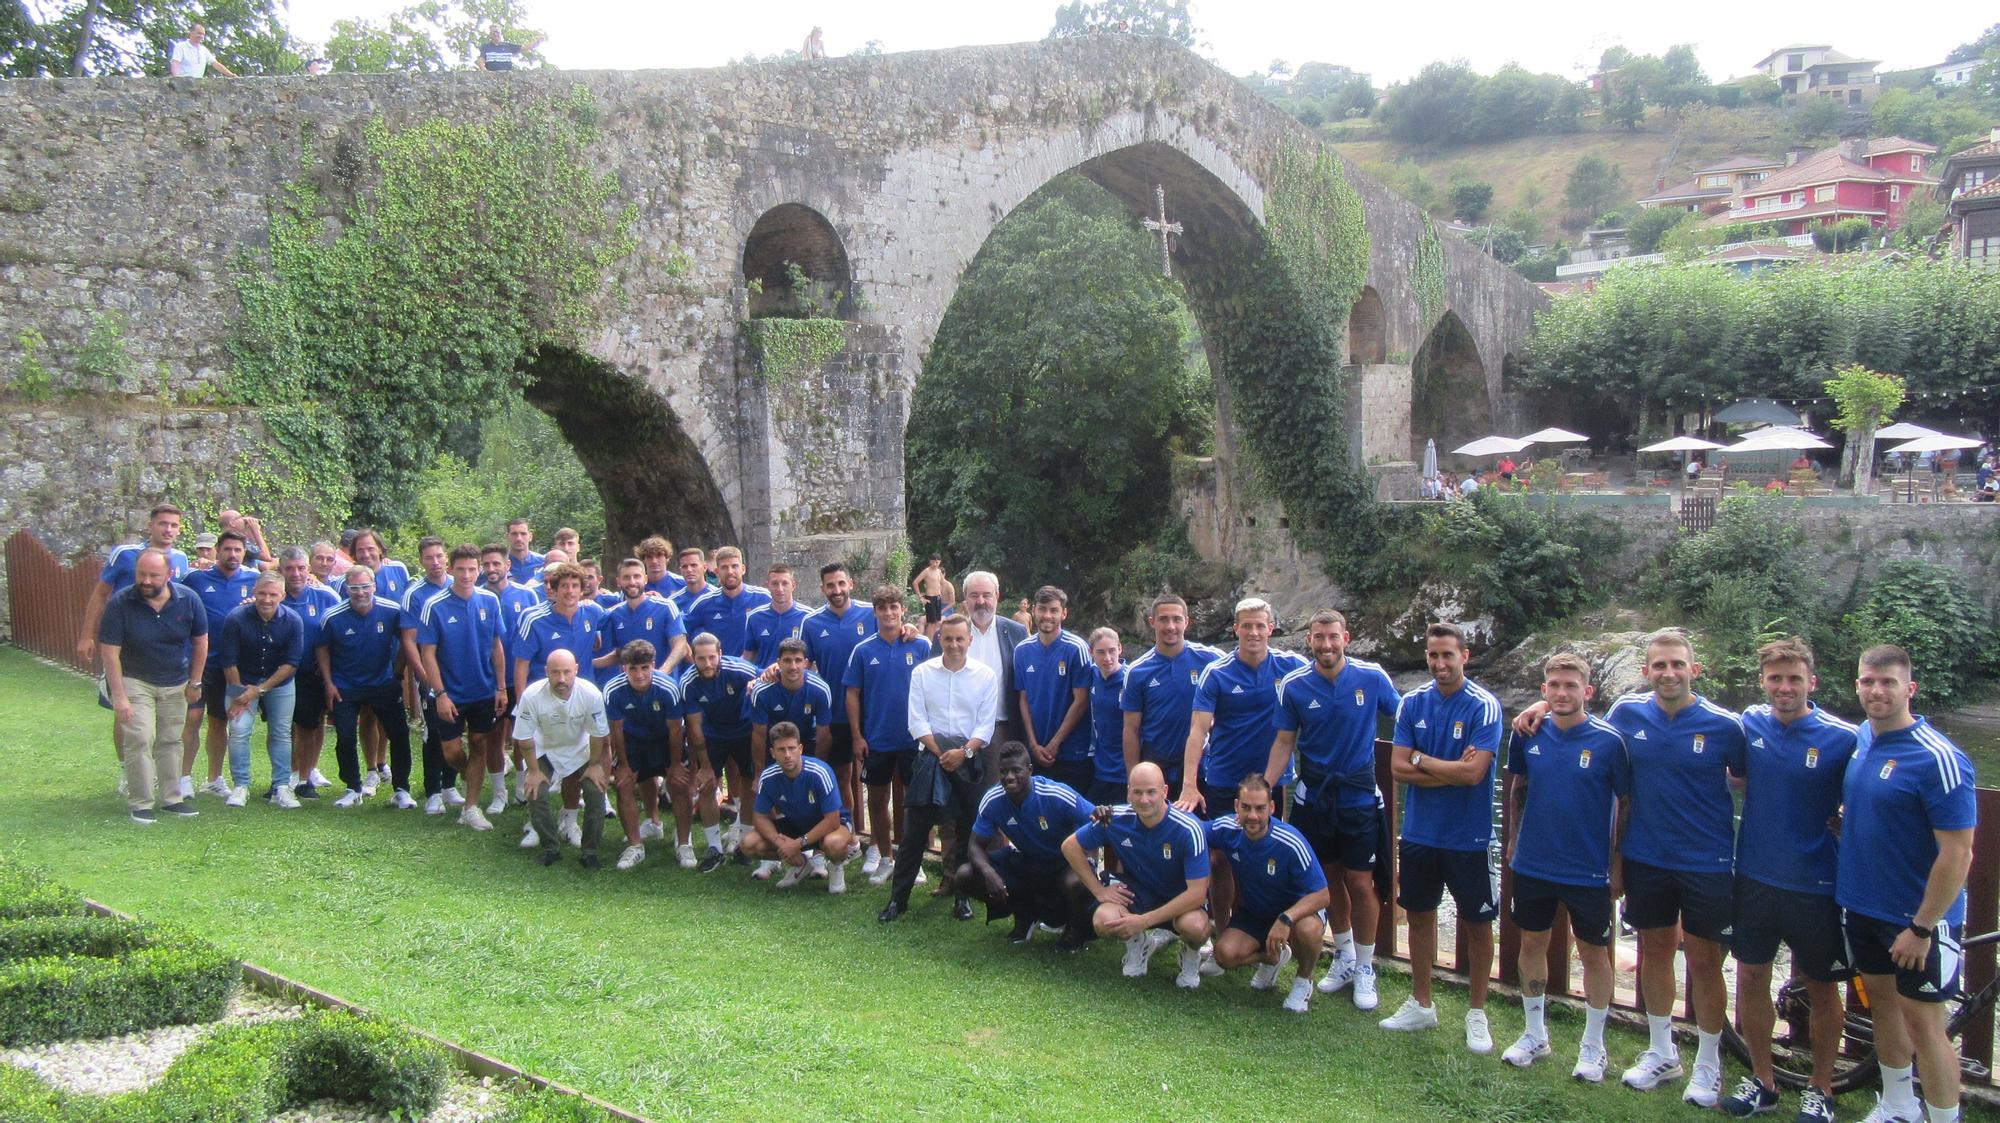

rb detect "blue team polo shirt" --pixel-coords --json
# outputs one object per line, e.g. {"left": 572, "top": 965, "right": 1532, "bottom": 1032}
{"left": 1605, "top": 692, "right": 1746, "bottom": 874}
{"left": 1193, "top": 649, "right": 1312, "bottom": 789}
{"left": 756, "top": 757, "right": 844, "bottom": 827}
{"left": 415, "top": 586, "right": 504, "bottom": 704}
{"left": 1506, "top": 716, "right": 1632, "bottom": 887}
{"left": 972, "top": 777, "right": 1096, "bottom": 863}
{"left": 217, "top": 603, "right": 305, "bottom": 685}
{"left": 678, "top": 657, "right": 760, "bottom": 741}
{"left": 842, "top": 633, "right": 932, "bottom": 753}
{"left": 743, "top": 602, "right": 812, "bottom": 668}
{"left": 1738, "top": 703, "right": 1860, "bottom": 895}
{"left": 488, "top": 580, "right": 541, "bottom": 664}
{"left": 317, "top": 600, "right": 404, "bottom": 693}
{"left": 514, "top": 601, "right": 607, "bottom": 686}
{"left": 99, "top": 544, "right": 190, "bottom": 591}
{"left": 182, "top": 565, "right": 259, "bottom": 668}
{"left": 1205, "top": 816, "right": 1328, "bottom": 919}
{"left": 751, "top": 673, "right": 835, "bottom": 745}
{"left": 282, "top": 585, "right": 340, "bottom": 654}
{"left": 1393, "top": 677, "right": 1504, "bottom": 852}
{"left": 592, "top": 591, "right": 622, "bottom": 611}
{"left": 1013, "top": 630, "right": 1095, "bottom": 759}
{"left": 603, "top": 595, "right": 686, "bottom": 671}
{"left": 1119, "top": 643, "right": 1224, "bottom": 772}
{"left": 1276, "top": 658, "right": 1400, "bottom": 809}
{"left": 1073, "top": 806, "right": 1210, "bottom": 908}
{"left": 97, "top": 580, "right": 207, "bottom": 686}
{"left": 398, "top": 576, "right": 451, "bottom": 633}
{"left": 604, "top": 671, "right": 682, "bottom": 745}
{"left": 645, "top": 572, "right": 686, "bottom": 600}
{"left": 804, "top": 602, "right": 875, "bottom": 725}
{"left": 683, "top": 584, "right": 772, "bottom": 657}
{"left": 1837, "top": 718, "right": 1978, "bottom": 927}
{"left": 1091, "top": 664, "right": 1128, "bottom": 784}
{"left": 508, "top": 551, "right": 545, "bottom": 586}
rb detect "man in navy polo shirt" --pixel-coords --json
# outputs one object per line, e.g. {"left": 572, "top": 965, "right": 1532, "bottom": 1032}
{"left": 679, "top": 635, "right": 759, "bottom": 858}
{"left": 1205, "top": 775, "right": 1330, "bottom": 1012}
{"left": 400, "top": 537, "right": 458, "bottom": 815}
{"left": 844, "top": 585, "right": 932, "bottom": 886}
{"left": 317, "top": 564, "right": 417, "bottom": 808}
{"left": 182, "top": 529, "right": 259, "bottom": 799}
{"left": 743, "top": 562, "right": 811, "bottom": 669}
{"left": 219, "top": 571, "right": 305, "bottom": 808}
{"left": 340, "top": 529, "right": 410, "bottom": 787}
{"left": 1064, "top": 762, "right": 1212, "bottom": 988}
{"left": 78, "top": 503, "right": 190, "bottom": 782}
{"left": 417, "top": 545, "right": 509, "bottom": 834}
{"left": 682, "top": 546, "right": 770, "bottom": 663}
{"left": 740, "top": 722, "right": 853, "bottom": 894}
{"left": 636, "top": 536, "right": 685, "bottom": 599}
{"left": 600, "top": 557, "right": 688, "bottom": 681}
{"left": 959, "top": 742, "right": 1096, "bottom": 945}
{"left": 804, "top": 561, "right": 874, "bottom": 833}
{"left": 1268, "top": 608, "right": 1400, "bottom": 1011}
{"left": 1121, "top": 593, "right": 1222, "bottom": 798}
{"left": 279, "top": 546, "right": 340, "bottom": 798}
{"left": 606, "top": 640, "right": 713, "bottom": 872}
{"left": 1012, "top": 585, "right": 1093, "bottom": 791}
{"left": 1086, "top": 627, "right": 1128, "bottom": 809}
{"left": 1838, "top": 645, "right": 1976, "bottom": 1123}
{"left": 1724, "top": 638, "right": 1859, "bottom": 1121}
{"left": 1500, "top": 652, "right": 1630, "bottom": 1082}
{"left": 1380, "top": 622, "right": 1503, "bottom": 1053}
{"left": 98, "top": 549, "right": 206, "bottom": 823}
{"left": 505, "top": 518, "right": 543, "bottom": 585}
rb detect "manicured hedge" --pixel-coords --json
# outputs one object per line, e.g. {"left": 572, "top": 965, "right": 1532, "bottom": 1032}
{"left": 0, "top": 915, "right": 157, "bottom": 960}
{"left": 0, "top": 860, "right": 85, "bottom": 920}
{"left": 491, "top": 1087, "right": 619, "bottom": 1123}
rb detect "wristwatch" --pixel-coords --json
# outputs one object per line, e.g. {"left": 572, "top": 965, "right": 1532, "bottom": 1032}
{"left": 1410, "top": 751, "right": 1424, "bottom": 768}
{"left": 1277, "top": 913, "right": 1294, "bottom": 927}
{"left": 1909, "top": 923, "right": 1936, "bottom": 940}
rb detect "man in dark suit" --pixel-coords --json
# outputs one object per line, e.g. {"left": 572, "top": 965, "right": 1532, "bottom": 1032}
{"left": 960, "top": 570, "right": 1027, "bottom": 782}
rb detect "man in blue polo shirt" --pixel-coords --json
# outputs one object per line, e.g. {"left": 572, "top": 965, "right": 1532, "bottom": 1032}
{"left": 481, "top": 542, "right": 542, "bottom": 808}
{"left": 400, "top": 537, "right": 458, "bottom": 815}
{"left": 744, "top": 562, "right": 811, "bottom": 669}
{"left": 1380, "top": 622, "right": 1503, "bottom": 1053}
{"left": 606, "top": 640, "right": 716, "bottom": 872}
{"left": 959, "top": 742, "right": 1096, "bottom": 945}
{"left": 844, "top": 585, "right": 932, "bottom": 886}
{"left": 505, "top": 518, "right": 544, "bottom": 585}
{"left": 182, "top": 529, "right": 259, "bottom": 800}
{"left": 740, "top": 722, "right": 854, "bottom": 894}
{"left": 218, "top": 571, "right": 305, "bottom": 809}
{"left": 1724, "top": 638, "right": 1859, "bottom": 1121}
{"left": 683, "top": 546, "right": 770, "bottom": 663}
{"left": 1206, "top": 776, "right": 1330, "bottom": 1013}
{"left": 1086, "top": 627, "right": 1128, "bottom": 809}
{"left": 1268, "top": 608, "right": 1400, "bottom": 1011}
{"left": 417, "top": 546, "right": 508, "bottom": 834}
{"left": 279, "top": 547, "right": 340, "bottom": 799}
{"left": 680, "top": 635, "right": 759, "bottom": 858}
{"left": 1064, "top": 762, "right": 1212, "bottom": 988}
{"left": 669, "top": 547, "right": 710, "bottom": 618}
{"left": 317, "top": 564, "right": 416, "bottom": 808}
{"left": 751, "top": 639, "right": 834, "bottom": 771}
{"left": 98, "top": 549, "right": 206, "bottom": 823}
{"left": 600, "top": 558, "right": 689, "bottom": 681}
{"left": 804, "top": 561, "right": 874, "bottom": 834}
{"left": 1121, "top": 593, "right": 1222, "bottom": 798}
{"left": 1500, "top": 652, "right": 1630, "bottom": 1082}
{"left": 1011, "top": 585, "right": 1093, "bottom": 791}
{"left": 636, "top": 536, "right": 685, "bottom": 599}
{"left": 1838, "top": 645, "right": 1976, "bottom": 1123}
{"left": 340, "top": 529, "right": 410, "bottom": 788}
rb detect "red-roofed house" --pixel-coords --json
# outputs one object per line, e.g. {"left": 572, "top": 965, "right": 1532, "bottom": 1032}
{"left": 1939, "top": 128, "right": 2000, "bottom": 268}
{"left": 1637, "top": 154, "right": 1785, "bottom": 212}
{"left": 1706, "top": 138, "right": 1936, "bottom": 234}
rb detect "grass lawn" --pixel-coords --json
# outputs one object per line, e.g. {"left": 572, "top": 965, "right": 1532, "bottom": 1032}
{"left": 0, "top": 646, "right": 1986, "bottom": 1122}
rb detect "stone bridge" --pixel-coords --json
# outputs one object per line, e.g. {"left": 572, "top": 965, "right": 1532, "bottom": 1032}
{"left": 0, "top": 35, "right": 1545, "bottom": 578}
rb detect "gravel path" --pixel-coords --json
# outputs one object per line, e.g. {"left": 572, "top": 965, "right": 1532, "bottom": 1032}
{"left": 274, "top": 1074, "right": 509, "bottom": 1123}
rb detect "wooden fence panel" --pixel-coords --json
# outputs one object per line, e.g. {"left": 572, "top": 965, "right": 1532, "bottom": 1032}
{"left": 5, "top": 530, "right": 101, "bottom": 674}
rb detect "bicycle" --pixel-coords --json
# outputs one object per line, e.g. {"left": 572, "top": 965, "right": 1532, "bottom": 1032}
{"left": 1720, "top": 929, "right": 2000, "bottom": 1095}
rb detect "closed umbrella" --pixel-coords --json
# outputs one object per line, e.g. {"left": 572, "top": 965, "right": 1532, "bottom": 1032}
{"left": 1451, "top": 435, "right": 1531, "bottom": 457}
{"left": 1715, "top": 398, "right": 1804, "bottom": 427}
{"left": 1422, "top": 439, "right": 1439, "bottom": 481}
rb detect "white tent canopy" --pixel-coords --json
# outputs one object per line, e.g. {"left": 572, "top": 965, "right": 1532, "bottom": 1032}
{"left": 1728, "top": 426, "right": 1833, "bottom": 451}
{"left": 1450, "top": 436, "right": 1533, "bottom": 456}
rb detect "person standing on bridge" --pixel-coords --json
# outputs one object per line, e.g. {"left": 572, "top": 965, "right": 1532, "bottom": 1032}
{"left": 476, "top": 24, "right": 543, "bottom": 72}
{"left": 169, "top": 23, "right": 237, "bottom": 78}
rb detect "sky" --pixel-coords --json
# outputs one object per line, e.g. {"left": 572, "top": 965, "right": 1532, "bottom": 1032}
{"left": 283, "top": 0, "right": 1990, "bottom": 83}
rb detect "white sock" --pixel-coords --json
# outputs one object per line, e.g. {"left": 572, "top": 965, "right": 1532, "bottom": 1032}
{"left": 1695, "top": 1029, "right": 1721, "bottom": 1068}
{"left": 1355, "top": 942, "right": 1375, "bottom": 969}
{"left": 1647, "top": 1013, "right": 1674, "bottom": 1056}
{"left": 1583, "top": 1004, "right": 1608, "bottom": 1048}
{"left": 1927, "top": 1104, "right": 1961, "bottom": 1123}
{"left": 704, "top": 825, "right": 722, "bottom": 850}
{"left": 1333, "top": 929, "right": 1355, "bottom": 960}
{"left": 560, "top": 809, "right": 577, "bottom": 828}
{"left": 1523, "top": 994, "right": 1546, "bottom": 1038}
{"left": 1881, "top": 1063, "right": 1918, "bottom": 1111}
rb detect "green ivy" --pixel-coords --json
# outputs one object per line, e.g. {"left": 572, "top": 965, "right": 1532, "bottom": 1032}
{"left": 1264, "top": 142, "right": 1370, "bottom": 322}
{"left": 742, "top": 317, "right": 847, "bottom": 384}
{"left": 229, "top": 84, "right": 639, "bottom": 527}
{"left": 1413, "top": 214, "right": 1447, "bottom": 329}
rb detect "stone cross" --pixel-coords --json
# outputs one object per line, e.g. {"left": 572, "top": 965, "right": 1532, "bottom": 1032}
{"left": 1141, "top": 183, "right": 1182, "bottom": 278}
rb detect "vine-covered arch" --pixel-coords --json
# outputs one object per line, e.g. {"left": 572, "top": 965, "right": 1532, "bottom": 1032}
{"left": 1348, "top": 286, "right": 1387, "bottom": 364}
{"left": 742, "top": 204, "right": 855, "bottom": 319}
{"left": 1411, "top": 311, "right": 1492, "bottom": 463}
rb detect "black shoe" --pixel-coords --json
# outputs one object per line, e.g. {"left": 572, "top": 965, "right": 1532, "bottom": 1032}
{"left": 161, "top": 801, "right": 199, "bottom": 817}
{"left": 877, "top": 900, "right": 906, "bottom": 923}
{"left": 538, "top": 849, "right": 561, "bottom": 867}
{"left": 1053, "top": 935, "right": 1090, "bottom": 954}
{"left": 130, "top": 808, "right": 157, "bottom": 824}
{"left": 952, "top": 895, "right": 974, "bottom": 922}
{"left": 730, "top": 848, "right": 752, "bottom": 866}
{"left": 1721, "top": 1077, "right": 1779, "bottom": 1118}
{"left": 698, "top": 847, "right": 726, "bottom": 874}
{"left": 579, "top": 853, "right": 601, "bottom": 871}
{"left": 295, "top": 782, "right": 319, "bottom": 800}
{"left": 1007, "top": 916, "right": 1035, "bottom": 944}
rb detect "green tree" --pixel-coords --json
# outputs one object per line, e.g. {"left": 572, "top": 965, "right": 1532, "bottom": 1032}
{"left": 1842, "top": 560, "right": 1996, "bottom": 709}
{"left": 1946, "top": 23, "right": 2000, "bottom": 65}
{"left": 3, "top": 0, "right": 298, "bottom": 77}
{"left": 1562, "top": 154, "right": 1625, "bottom": 230}
{"left": 1047, "top": 0, "right": 1197, "bottom": 47}
{"left": 325, "top": 0, "right": 544, "bottom": 73}
{"left": 1382, "top": 60, "right": 1482, "bottom": 147}
{"left": 1607, "top": 85, "right": 1645, "bottom": 130}
{"left": 1894, "top": 197, "right": 1949, "bottom": 250}
{"left": 1783, "top": 97, "right": 1848, "bottom": 146}
{"left": 1626, "top": 206, "right": 1692, "bottom": 253}
{"left": 1825, "top": 363, "right": 1904, "bottom": 492}
{"left": 1447, "top": 180, "right": 1493, "bottom": 223}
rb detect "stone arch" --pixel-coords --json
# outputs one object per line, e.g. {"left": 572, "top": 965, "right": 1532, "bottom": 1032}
{"left": 521, "top": 347, "right": 735, "bottom": 558}
{"left": 741, "top": 204, "right": 855, "bottom": 319}
{"left": 1410, "top": 311, "right": 1492, "bottom": 462}
{"left": 1348, "top": 285, "right": 1387, "bottom": 364}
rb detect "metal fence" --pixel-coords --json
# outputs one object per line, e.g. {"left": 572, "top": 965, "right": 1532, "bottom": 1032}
{"left": 5, "top": 530, "right": 102, "bottom": 674}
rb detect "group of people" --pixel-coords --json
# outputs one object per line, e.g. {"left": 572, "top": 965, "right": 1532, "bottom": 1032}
{"left": 79, "top": 505, "right": 1978, "bottom": 1123}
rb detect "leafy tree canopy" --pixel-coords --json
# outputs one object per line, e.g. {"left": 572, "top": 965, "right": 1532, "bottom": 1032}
{"left": 3, "top": 0, "right": 299, "bottom": 77}
{"left": 1047, "top": 0, "right": 1197, "bottom": 48}
{"left": 324, "top": 0, "right": 543, "bottom": 73}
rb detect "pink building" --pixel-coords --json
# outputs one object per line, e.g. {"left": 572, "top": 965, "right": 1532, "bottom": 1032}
{"left": 1705, "top": 137, "right": 1937, "bottom": 235}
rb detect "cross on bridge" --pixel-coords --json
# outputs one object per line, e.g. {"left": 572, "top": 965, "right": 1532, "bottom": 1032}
{"left": 1141, "top": 183, "right": 1182, "bottom": 278}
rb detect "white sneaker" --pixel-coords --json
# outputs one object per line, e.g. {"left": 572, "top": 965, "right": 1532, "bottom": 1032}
{"left": 828, "top": 864, "right": 847, "bottom": 894}
{"left": 1573, "top": 1042, "right": 1609, "bottom": 1083}
{"left": 1621, "top": 1048, "right": 1684, "bottom": 1090}
{"left": 1250, "top": 944, "right": 1292, "bottom": 990}
{"left": 309, "top": 768, "right": 331, "bottom": 788}
{"left": 1503, "top": 1032, "right": 1551, "bottom": 1068}
{"left": 1175, "top": 943, "right": 1204, "bottom": 989}
{"left": 1122, "top": 929, "right": 1176, "bottom": 977}
{"left": 511, "top": 772, "right": 526, "bottom": 803}
{"left": 676, "top": 843, "right": 697, "bottom": 869}
{"left": 868, "top": 859, "right": 895, "bottom": 887}
{"left": 861, "top": 845, "right": 882, "bottom": 875}
{"left": 1352, "top": 963, "right": 1379, "bottom": 1010}
{"left": 459, "top": 805, "right": 493, "bottom": 831}
{"left": 271, "top": 786, "right": 301, "bottom": 809}
{"left": 334, "top": 790, "right": 364, "bottom": 809}
{"left": 225, "top": 784, "right": 248, "bottom": 808}
{"left": 391, "top": 790, "right": 418, "bottom": 810}
{"left": 485, "top": 788, "right": 507, "bottom": 816}
{"left": 753, "top": 859, "right": 780, "bottom": 881}
{"left": 913, "top": 867, "right": 928, "bottom": 886}
{"left": 1682, "top": 1061, "right": 1723, "bottom": 1108}
{"left": 1283, "top": 978, "right": 1313, "bottom": 1013}
{"left": 1465, "top": 1009, "right": 1494, "bottom": 1055}
{"left": 1197, "top": 943, "right": 1224, "bottom": 977}
{"left": 519, "top": 826, "right": 541, "bottom": 849}
{"left": 809, "top": 853, "right": 830, "bottom": 879}
{"left": 560, "top": 820, "right": 583, "bottom": 849}
{"left": 424, "top": 793, "right": 445, "bottom": 815}
{"left": 206, "top": 777, "right": 233, "bottom": 798}
{"left": 179, "top": 775, "right": 195, "bottom": 800}
{"left": 1317, "top": 954, "right": 1358, "bottom": 994}
{"left": 602, "top": 791, "right": 614, "bottom": 816}
{"left": 361, "top": 774, "right": 379, "bottom": 797}
{"left": 378, "top": 763, "right": 393, "bottom": 783}
{"left": 639, "top": 819, "right": 665, "bottom": 841}
{"left": 444, "top": 788, "right": 466, "bottom": 807}
{"left": 616, "top": 845, "right": 646, "bottom": 871}
{"left": 1378, "top": 996, "right": 1439, "bottom": 1032}
{"left": 1859, "top": 1095, "right": 1922, "bottom": 1123}
{"left": 776, "top": 861, "right": 809, "bottom": 889}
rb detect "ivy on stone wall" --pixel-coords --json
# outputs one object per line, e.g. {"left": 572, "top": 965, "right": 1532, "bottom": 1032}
{"left": 742, "top": 318, "right": 847, "bottom": 385}
{"left": 1413, "top": 215, "right": 1447, "bottom": 330}
{"left": 1264, "top": 142, "right": 1370, "bottom": 324}
{"left": 228, "top": 85, "right": 637, "bottom": 527}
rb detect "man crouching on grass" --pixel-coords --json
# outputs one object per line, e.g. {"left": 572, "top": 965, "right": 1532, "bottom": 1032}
{"left": 512, "top": 650, "right": 609, "bottom": 868}
{"left": 741, "top": 722, "right": 854, "bottom": 894}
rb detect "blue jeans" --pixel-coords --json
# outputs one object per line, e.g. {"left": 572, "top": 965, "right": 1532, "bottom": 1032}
{"left": 225, "top": 680, "right": 296, "bottom": 789}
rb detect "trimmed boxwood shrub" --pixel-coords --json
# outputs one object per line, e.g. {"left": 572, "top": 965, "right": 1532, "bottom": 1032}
{"left": 492, "top": 1087, "right": 617, "bottom": 1123}
{"left": 0, "top": 915, "right": 157, "bottom": 961}
{"left": 0, "top": 860, "right": 85, "bottom": 920}
{"left": 0, "top": 942, "right": 240, "bottom": 1046}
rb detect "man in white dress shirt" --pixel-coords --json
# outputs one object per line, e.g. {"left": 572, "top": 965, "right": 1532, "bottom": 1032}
{"left": 513, "top": 650, "right": 610, "bottom": 869}
{"left": 881, "top": 615, "right": 998, "bottom": 922}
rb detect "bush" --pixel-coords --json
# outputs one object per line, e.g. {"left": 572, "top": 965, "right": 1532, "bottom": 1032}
{"left": 287, "top": 1009, "right": 451, "bottom": 1118}
{"left": 0, "top": 859, "right": 85, "bottom": 920}
{"left": 0, "top": 942, "right": 241, "bottom": 1046}
{"left": 491, "top": 1087, "right": 615, "bottom": 1123}
{"left": 1842, "top": 558, "right": 1997, "bottom": 709}
{"left": 0, "top": 915, "right": 157, "bottom": 961}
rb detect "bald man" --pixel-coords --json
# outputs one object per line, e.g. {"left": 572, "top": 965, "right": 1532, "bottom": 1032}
{"left": 512, "top": 650, "right": 610, "bottom": 868}
{"left": 1063, "top": 762, "right": 1214, "bottom": 987}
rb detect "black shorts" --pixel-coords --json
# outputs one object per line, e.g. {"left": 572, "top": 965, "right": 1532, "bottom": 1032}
{"left": 1096, "top": 875, "right": 1188, "bottom": 923}
{"left": 923, "top": 595, "right": 942, "bottom": 624}
{"left": 987, "top": 846, "right": 1069, "bottom": 895}
{"left": 1622, "top": 857, "right": 1733, "bottom": 943}
{"left": 1396, "top": 841, "right": 1498, "bottom": 921}
{"left": 292, "top": 672, "right": 327, "bottom": 729}
{"left": 1087, "top": 778, "right": 1128, "bottom": 807}
{"left": 822, "top": 723, "right": 855, "bottom": 768}
{"left": 707, "top": 734, "right": 754, "bottom": 778}
{"left": 1196, "top": 779, "right": 1240, "bottom": 822}
{"left": 1732, "top": 875, "right": 1849, "bottom": 982}
{"left": 1291, "top": 799, "right": 1382, "bottom": 872}
{"left": 624, "top": 735, "right": 672, "bottom": 781}
{"left": 201, "top": 665, "right": 229, "bottom": 719}
{"left": 430, "top": 697, "right": 498, "bottom": 743}
{"left": 1039, "top": 757, "right": 1094, "bottom": 792}
{"left": 1510, "top": 871, "right": 1614, "bottom": 946}
{"left": 772, "top": 816, "right": 815, "bottom": 841}
{"left": 1843, "top": 911, "right": 1961, "bottom": 1003}
{"left": 863, "top": 747, "right": 914, "bottom": 787}
{"left": 1227, "top": 910, "right": 1289, "bottom": 946}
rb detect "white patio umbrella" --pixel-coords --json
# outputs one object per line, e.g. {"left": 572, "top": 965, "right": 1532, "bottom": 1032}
{"left": 1875, "top": 422, "right": 1942, "bottom": 441}
{"left": 1637, "top": 436, "right": 1725, "bottom": 453}
{"left": 1421, "top": 438, "right": 1439, "bottom": 482}
{"left": 1521, "top": 426, "right": 1588, "bottom": 445}
{"left": 1884, "top": 434, "right": 1982, "bottom": 455}
{"left": 1727, "top": 426, "right": 1833, "bottom": 451}
{"left": 1451, "top": 435, "right": 1531, "bottom": 457}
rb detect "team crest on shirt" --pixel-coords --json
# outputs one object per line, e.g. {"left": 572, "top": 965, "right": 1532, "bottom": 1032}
{"left": 1578, "top": 749, "right": 1592, "bottom": 769}
{"left": 1879, "top": 759, "right": 1897, "bottom": 780}
{"left": 1692, "top": 734, "right": 1707, "bottom": 754}
{"left": 905, "top": 653, "right": 914, "bottom": 666}
{"left": 808, "top": 789, "right": 817, "bottom": 804}
{"left": 651, "top": 701, "right": 661, "bottom": 712}
{"left": 803, "top": 704, "right": 814, "bottom": 714}
{"left": 1038, "top": 815, "right": 1049, "bottom": 831}
{"left": 645, "top": 618, "right": 654, "bottom": 631}
{"left": 478, "top": 608, "right": 487, "bottom": 620}
{"left": 1059, "top": 662, "right": 1068, "bottom": 676}
{"left": 1354, "top": 689, "right": 1365, "bottom": 706}
{"left": 1806, "top": 747, "right": 1820, "bottom": 769}
{"left": 375, "top": 622, "right": 385, "bottom": 633}
{"left": 1267, "top": 858, "right": 1278, "bottom": 876}
{"left": 1452, "top": 720, "right": 1464, "bottom": 739}
{"left": 1188, "top": 671, "right": 1198, "bottom": 685}
{"left": 725, "top": 684, "right": 736, "bottom": 695}
{"left": 583, "top": 622, "right": 593, "bottom": 632}
{"left": 1162, "top": 842, "right": 1173, "bottom": 859}
{"left": 855, "top": 623, "right": 865, "bottom": 636}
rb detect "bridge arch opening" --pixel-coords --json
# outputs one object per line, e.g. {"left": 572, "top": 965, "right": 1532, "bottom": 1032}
{"left": 742, "top": 204, "right": 855, "bottom": 319}
{"left": 1410, "top": 311, "right": 1492, "bottom": 463}
{"left": 1348, "top": 286, "right": 1387, "bottom": 364}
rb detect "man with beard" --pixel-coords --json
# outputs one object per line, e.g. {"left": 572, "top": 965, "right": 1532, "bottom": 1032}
{"left": 98, "top": 549, "right": 206, "bottom": 822}
{"left": 804, "top": 562, "right": 877, "bottom": 834}
{"left": 318, "top": 565, "right": 417, "bottom": 809}
{"left": 1121, "top": 594, "right": 1221, "bottom": 801}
